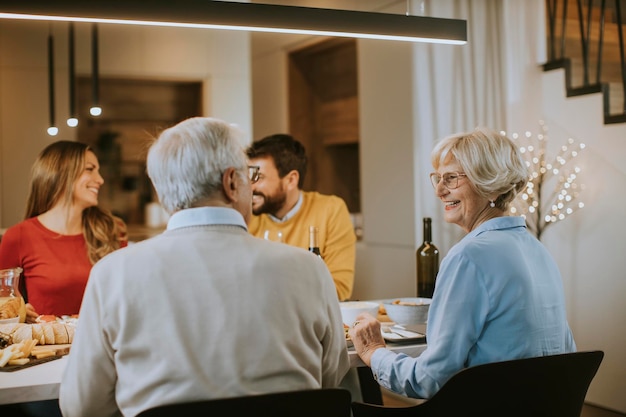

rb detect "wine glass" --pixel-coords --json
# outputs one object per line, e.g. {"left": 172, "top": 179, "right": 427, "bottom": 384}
{"left": 263, "top": 230, "right": 283, "bottom": 243}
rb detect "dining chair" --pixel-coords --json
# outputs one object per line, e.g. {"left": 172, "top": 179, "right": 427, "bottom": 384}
{"left": 136, "top": 387, "right": 352, "bottom": 417}
{"left": 351, "top": 350, "right": 604, "bottom": 417}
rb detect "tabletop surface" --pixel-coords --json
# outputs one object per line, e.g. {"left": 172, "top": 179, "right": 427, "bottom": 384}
{"left": 0, "top": 341, "right": 427, "bottom": 405}
{"left": 0, "top": 316, "right": 427, "bottom": 405}
{"left": 0, "top": 355, "right": 68, "bottom": 405}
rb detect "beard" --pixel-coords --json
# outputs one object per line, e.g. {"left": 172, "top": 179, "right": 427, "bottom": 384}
{"left": 252, "top": 188, "right": 288, "bottom": 216}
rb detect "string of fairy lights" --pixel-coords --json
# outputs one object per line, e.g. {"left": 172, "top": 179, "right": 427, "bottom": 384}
{"left": 504, "top": 121, "right": 586, "bottom": 240}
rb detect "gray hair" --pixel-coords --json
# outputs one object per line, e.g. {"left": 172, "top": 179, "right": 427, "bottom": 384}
{"left": 431, "top": 127, "right": 529, "bottom": 210}
{"left": 147, "top": 117, "right": 248, "bottom": 212}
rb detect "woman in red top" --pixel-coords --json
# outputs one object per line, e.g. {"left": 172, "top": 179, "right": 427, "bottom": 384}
{"left": 0, "top": 141, "right": 127, "bottom": 322}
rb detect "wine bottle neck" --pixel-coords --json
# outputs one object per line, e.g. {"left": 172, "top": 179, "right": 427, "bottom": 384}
{"left": 308, "top": 226, "right": 321, "bottom": 257}
{"left": 309, "top": 226, "right": 318, "bottom": 248}
{"left": 423, "top": 219, "right": 432, "bottom": 243}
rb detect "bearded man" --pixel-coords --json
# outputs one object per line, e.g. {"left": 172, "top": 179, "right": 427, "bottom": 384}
{"left": 246, "top": 134, "right": 356, "bottom": 301}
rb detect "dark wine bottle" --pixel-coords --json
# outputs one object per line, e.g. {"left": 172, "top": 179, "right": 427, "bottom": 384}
{"left": 308, "top": 226, "right": 321, "bottom": 257}
{"left": 416, "top": 217, "right": 439, "bottom": 298}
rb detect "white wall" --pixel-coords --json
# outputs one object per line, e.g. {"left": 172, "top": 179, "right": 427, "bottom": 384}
{"left": 540, "top": 69, "right": 626, "bottom": 412}
{"left": 0, "top": 21, "right": 252, "bottom": 227}
{"left": 499, "top": 2, "right": 626, "bottom": 410}
{"left": 353, "top": 40, "right": 417, "bottom": 300}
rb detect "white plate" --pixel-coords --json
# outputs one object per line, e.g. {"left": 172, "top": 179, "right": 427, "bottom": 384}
{"left": 381, "top": 324, "right": 426, "bottom": 342}
{"left": 0, "top": 316, "right": 19, "bottom": 325}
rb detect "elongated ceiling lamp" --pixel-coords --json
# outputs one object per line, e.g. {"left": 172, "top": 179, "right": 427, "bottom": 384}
{"left": 47, "top": 28, "right": 58, "bottom": 136}
{"left": 66, "top": 22, "right": 78, "bottom": 128}
{"left": 90, "top": 23, "right": 102, "bottom": 117}
{"left": 0, "top": 0, "right": 467, "bottom": 45}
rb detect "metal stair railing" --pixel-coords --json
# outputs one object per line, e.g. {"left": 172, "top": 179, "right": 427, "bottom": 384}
{"left": 544, "top": 0, "right": 626, "bottom": 124}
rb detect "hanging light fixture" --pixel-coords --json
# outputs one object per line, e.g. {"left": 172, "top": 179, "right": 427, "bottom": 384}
{"left": 0, "top": 0, "right": 467, "bottom": 45}
{"left": 66, "top": 22, "right": 78, "bottom": 127}
{"left": 89, "top": 23, "right": 102, "bottom": 117}
{"left": 46, "top": 27, "right": 58, "bottom": 136}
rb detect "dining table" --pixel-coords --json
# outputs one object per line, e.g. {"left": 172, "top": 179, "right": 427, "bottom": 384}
{"left": 0, "top": 325, "right": 427, "bottom": 407}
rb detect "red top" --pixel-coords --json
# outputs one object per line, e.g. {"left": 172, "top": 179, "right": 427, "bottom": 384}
{"left": 0, "top": 217, "right": 125, "bottom": 316}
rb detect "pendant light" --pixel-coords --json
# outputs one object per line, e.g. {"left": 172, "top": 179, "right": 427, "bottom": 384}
{"left": 0, "top": 0, "right": 467, "bottom": 45}
{"left": 46, "top": 28, "right": 58, "bottom": 136}
{"left": 66, "top": 22, "right": 78, "bottom": 127}
{"left": 89, "top": 23, "right": 102, "bottom": 117}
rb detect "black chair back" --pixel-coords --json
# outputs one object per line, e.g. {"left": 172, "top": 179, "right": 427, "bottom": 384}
{"left": 352, "top": 350, "right": 604, "bottom": 417}
{"left": 137, "top": 387, "right": 352, "bottom": 417}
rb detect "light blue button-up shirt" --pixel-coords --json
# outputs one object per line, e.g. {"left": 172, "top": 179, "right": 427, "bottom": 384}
{"left": 371, "top": 216, "right": 576, "bottom": 399}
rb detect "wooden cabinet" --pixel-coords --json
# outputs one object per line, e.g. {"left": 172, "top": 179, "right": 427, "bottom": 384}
{"left": 288, "top": 38, "right": 360, "bottom": 212}
{"left": 318, "top": 95, "right": 359, "bottom": 145}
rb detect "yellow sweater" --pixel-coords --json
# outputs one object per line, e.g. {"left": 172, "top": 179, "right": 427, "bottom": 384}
{"left": 248, "top": 192, "right": 356, "bottom": 301}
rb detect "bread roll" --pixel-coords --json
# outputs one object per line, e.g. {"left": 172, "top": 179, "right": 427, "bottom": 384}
{"left": 66, "top": 325, "right": 75, "bottom": 344}
{"left": 0, "top": 322, "right": 75, "bottom": 345}
{"left": 0, "top": 322, "right": 20, "bottom": 335}
{"left": 41, "top": 324, "right": 55, "bottom": 345}
{"left": 13, "top": 323, "right": 33, "bottom": 344}
{"left": 31, "top": 323, "right": 44, "bottom": 345}
{"left": 52, "top": 323, "right": 68, "bottom": 344}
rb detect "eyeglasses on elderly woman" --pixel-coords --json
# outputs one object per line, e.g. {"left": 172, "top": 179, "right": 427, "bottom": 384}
{"left": 429, "top": 172, "right": 467, "bottom": 189}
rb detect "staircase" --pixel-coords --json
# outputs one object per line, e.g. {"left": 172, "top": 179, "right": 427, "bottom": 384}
{"left": 544, "top": 0, "right": 626, "bottom": 124}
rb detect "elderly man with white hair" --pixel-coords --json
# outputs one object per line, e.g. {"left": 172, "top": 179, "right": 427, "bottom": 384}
{"left": 60, "top": 117, "right": 350, "bottom": 417}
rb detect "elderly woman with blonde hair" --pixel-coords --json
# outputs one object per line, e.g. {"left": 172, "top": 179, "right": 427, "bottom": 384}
{"left": 349, "top": 127, "right": 576, "bottom": 400}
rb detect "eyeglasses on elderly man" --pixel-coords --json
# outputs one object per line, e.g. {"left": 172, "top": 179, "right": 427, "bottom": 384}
{"left": 248, "top": 165, "right": 260, "bottom": 184}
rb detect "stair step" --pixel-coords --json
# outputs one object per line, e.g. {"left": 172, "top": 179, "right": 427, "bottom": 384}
{"left": 546, "top": 0, "right": 626, "bottom": 124}
{"left": 607, "top": 82, "right": 625, "bottom": 115}
{"left": 569, "top": 57, "right": 623, "bottom": 84}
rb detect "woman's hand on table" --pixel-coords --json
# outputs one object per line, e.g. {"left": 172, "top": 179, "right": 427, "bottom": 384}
{"left": 25, "top": 303, "right": 39, "bottom": 323}
{"left": 348, "top": 312, "right": 387, "bottom": 367}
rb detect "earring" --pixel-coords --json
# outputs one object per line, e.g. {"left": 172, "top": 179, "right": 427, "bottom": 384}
{"left": 489, "top": 200, "right": 496, "bottom": 208}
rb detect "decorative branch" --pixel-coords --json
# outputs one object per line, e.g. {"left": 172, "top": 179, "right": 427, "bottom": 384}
{"left": 506, "top": 121, "right": 586, "bottom": 240}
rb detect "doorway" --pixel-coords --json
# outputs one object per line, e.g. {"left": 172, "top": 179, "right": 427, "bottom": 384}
{"left": 288, "top": 38, "right": 361, "bottom": 213}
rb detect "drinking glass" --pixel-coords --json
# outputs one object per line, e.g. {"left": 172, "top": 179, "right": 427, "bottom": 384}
{"left": 263, "top": 230, "right": 283, "bottom": 243}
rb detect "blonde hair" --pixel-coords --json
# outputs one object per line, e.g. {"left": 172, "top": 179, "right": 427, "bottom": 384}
{"left": 431, "top": 127, "right": 529, "bottom": 210}
{"left": 25, "top": 141, "right": 126, "bottom": 264}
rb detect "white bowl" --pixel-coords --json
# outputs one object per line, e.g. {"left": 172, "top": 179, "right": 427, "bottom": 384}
{"left": 383, "top": 297, "right": 432, "bottom": 325}
{"left": 339, "top": 301, "right": 380, "bottom": 327}
{"left": 0, "top": 316, "right": 19, "bottom": 325}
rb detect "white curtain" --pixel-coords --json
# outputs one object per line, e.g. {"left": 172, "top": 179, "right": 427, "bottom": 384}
{"left": 410, "top": 0, "right": 545, "bottom": 253}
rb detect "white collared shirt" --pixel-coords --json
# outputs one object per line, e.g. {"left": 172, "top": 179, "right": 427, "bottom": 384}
{"left": 167, "top": 207, "right": 248, "bottom": 231}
